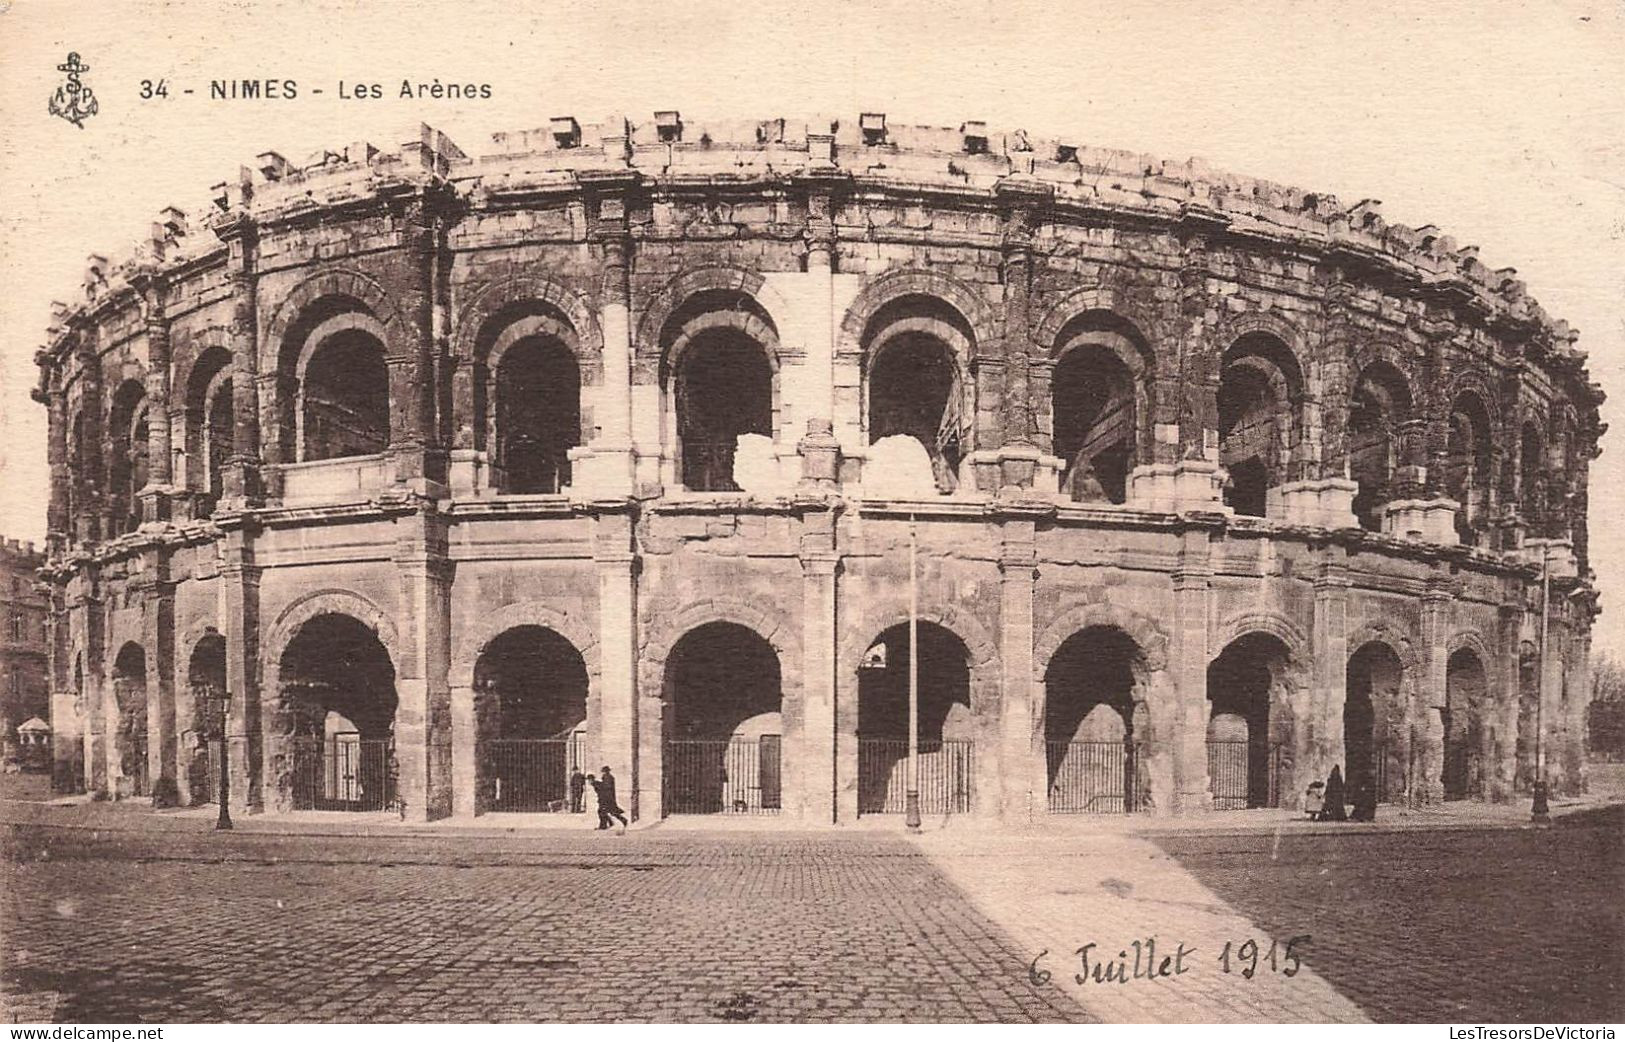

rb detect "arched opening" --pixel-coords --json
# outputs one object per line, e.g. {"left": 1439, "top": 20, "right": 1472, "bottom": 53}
{"left": 1347, "top": 642, "right": 1405, "bottom": 807}
{"left": 1444, "top": 648, "right": 1487, "bottom": 800}
{"left": 1206, "top": 634, "right": 1294, "bottom": 808}
{"left": 277, "top": 613, "right": 397, "bottom": 811}
{"left": 1219, "top": 335, "right": 1300, "bottom": 517}
{"left": 107, "top": 381, "right": 149, "bottom": 535}
{"left": 1052, "top": 315, "right": 1146, "bottom": 504}
{"left": 184, "top": 347, "right": 233, "bottom": 515}
{"left": 111, "top": 642, "right": 148, "bottom": 797}
{"left": 301, "top": 329, "right": 389, "bottom": 462}
{"left": 1348, "top": 363, "right": 1413, "bottom": 532}
{"left": 659, "top": 292, "right": 779, "bottom": 494}
{"left": 1520, "top": 421, "right": 1546, "bottom": 537}
{"left": 661, "top": 622, "right": 783, "bottom": 814}
{"left": 494, "top": 337, "right": 580, "bottom": 494}
{"left": 672, "top": 334, "right": 773, "bottom": 493}
{"left": 863, "top": 297, "right": 974, "bottom": 495}
{"left": 1444, "top": 393, "right": 1493, "bottom": 546}
{"left": 1043, "top": 626, "right": 1149, "bottom": 814}
{"left": 186, "top": 632, "right": 226, "bottom": 805}
{"left": 856, "top": 621, "right": 974, "bottom": 815}
{"left": 473, "top": 626, "right": 589, "bottom": 813}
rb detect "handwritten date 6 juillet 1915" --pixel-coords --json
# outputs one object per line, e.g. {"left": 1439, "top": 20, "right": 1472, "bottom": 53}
{"left": 1029, "top": 935, "right": 1312, "bottom": 986}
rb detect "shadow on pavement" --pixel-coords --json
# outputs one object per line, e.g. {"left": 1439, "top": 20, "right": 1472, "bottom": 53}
{"left": 1147, "top": 817, "right": 1624, "bottom": 1023}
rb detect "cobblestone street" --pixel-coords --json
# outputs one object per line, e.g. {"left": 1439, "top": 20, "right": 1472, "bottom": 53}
{"left": 1, "top": 804, "right": 1620, "bottom": 1023}
{"left": 1, "top": 820, "right": 1083, "bottom": 1023}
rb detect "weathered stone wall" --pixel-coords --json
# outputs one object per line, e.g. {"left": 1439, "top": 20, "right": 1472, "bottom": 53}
{"left": 33, "top": 116, "right": 1602, "bottom": 822}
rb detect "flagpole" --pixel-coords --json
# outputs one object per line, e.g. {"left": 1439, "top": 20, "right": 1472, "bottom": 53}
{"left": 906, "top": 512, "right": 921, "bottom": 832}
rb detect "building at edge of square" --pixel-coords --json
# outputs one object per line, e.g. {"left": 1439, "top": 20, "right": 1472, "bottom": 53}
{"left": 30, "top": 114, "right": 1602, "bottom": 822}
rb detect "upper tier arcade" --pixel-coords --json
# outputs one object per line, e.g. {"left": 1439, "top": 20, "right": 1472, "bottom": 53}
{"left": 32, "top": 114, "right": 1604, "bottom": 576}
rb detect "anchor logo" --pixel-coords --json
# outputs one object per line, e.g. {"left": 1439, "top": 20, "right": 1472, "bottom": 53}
{"left": 48, "top": 52, "right": 98, "bottom": 129}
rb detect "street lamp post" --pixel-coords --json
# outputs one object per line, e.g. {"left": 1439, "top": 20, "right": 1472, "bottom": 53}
{"left": 905, "top": 513, "right": 921, "bottom": 832}
{"left": 215, "top": 690, "right": 233, "bottom": 831}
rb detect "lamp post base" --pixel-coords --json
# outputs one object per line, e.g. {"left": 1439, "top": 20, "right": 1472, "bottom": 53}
{"left": 905, "top": 791, "right": 921, "bottom": 832}
{"left": 1530, "top": 780, "right": 1550, "bottom": 825}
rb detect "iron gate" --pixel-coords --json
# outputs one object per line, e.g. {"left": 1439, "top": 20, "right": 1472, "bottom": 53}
{"left": 663, "top": 737, "right": 781, "bottom": 814}
{"left": 857, "top": 738, "right": 975, "bottom": 815}
{"left": 1046, "top": 741, "right": 1148, "bottom": 814}
{"left": 1206, "top": 740, "right": 1284, "bottom": 810}
{"left": 482, "top": 736, "right": 586, "bottom": 812}
{"left": 291, "top": 735, "right": 395, "bottom": 811}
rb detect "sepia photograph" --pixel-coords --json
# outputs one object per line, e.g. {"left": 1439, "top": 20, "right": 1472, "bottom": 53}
{"left": 0, "top": 0, "right": 1621, "bottom": 1029}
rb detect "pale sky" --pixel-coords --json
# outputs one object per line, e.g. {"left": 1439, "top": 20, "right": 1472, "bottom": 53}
{"left": 2, "top": 0, "right": 1622, "bottom": 646}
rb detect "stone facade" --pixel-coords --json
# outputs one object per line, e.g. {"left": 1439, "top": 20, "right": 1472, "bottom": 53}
{"left": 31, "top": 115, "right": 1603, "bottom": 821}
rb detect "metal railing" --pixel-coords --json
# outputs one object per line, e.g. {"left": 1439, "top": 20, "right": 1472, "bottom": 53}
{"left": 663, "top": 737, "right": 781, "bottom": 814}
{"left": 1206, "top": 739, "right": 1284, "bottom": 810}
{"left": 187, "top": 739, "right": 223, "bottom": 805}
{"left": 857, "top": 737, "right": 975, "bottom": 815}
{"left": 482, "top": 736, "right": 586, "bottom": 812}
{"left": 290, "top": 736, "right": 395, "bottom": 812}
{"left": 1046, "top": 740, "right": 1149, "bottom": 814}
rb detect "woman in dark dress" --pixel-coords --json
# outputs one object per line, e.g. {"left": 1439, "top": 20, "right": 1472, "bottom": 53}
{"left": 1320, "top": 764, "right": 1348, "bottom": 821}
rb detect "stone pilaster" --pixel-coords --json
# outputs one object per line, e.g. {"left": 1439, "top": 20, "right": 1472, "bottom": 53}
{"left": 594, "top": 509, "right": 641, "bottom": 818}
{"left": 140, "top": 551, "right": 178, "bottom": 806}
{"left": 797, "top": 184, "right": 841, "bottom": 488}
{"left": 393, "top": 510, "right": 453, "bottom": 821}
{"left": 216, "top": 205, "right": 261, "bottom": 508}
{"left": 997, "top": 514, "right": 1038, "bottom": 821}
{"left": 1170, "top": 529, "right": 1213, "bottom": 814}
{"left": 390, "top": 195, "right": 446, "bottom": 493}
{"left": 44, "top": 389, "right": 70, "bottom": 548}
{"left": 797, "top": 503, "right": 839, "bottom": 822}
{"left": 578, "top": 194, "right": 637, "bottom": 497}
{"left": 1309, "top": 545, "right": 1351, "bottom": 785}
{"left": 136, "top": 278, "right": 174, "bottom": 523}
{"left": 1417, "top": 579, "right": 1453, "bottom": 805}
{"left": 219, "top": 528, "right": 261, "bottom": 812}
{"left": 75, "top": 332, "right": 104, "bottom": 545}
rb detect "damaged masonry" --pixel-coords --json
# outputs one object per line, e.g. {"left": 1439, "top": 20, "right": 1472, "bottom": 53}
{"left": 31, "top": 114, "right": 1601, "bottom": 824}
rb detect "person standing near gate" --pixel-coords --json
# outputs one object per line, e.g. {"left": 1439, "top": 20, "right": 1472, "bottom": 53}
{"left": 569, "top": 765, "right": 587, "bottom": 814}
{"left": 592, "top": 764, "right": 628, "bottom": 832}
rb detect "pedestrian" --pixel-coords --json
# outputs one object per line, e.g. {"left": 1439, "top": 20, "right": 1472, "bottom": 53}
{"left": 1320, "top": 764, "right": 1348, "bottom": 821}
{"left": 592, "top": 764, "right": 628, "bottom": 832}
{"left": 569, "top": 765, "right": 586, "bottom": 814}
{"left": 582, "top": 771, "right": 599, "bottom": 826}
{"left": 1303, "top": 780, "right": 1325, "bottom": 820}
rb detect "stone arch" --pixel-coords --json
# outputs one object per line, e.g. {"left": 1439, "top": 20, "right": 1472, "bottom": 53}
{"left": 1212, "top": 611, "right": 1309, "bottom": 669}
{"left": 642, "top": 597, "right": 801, "bottom": 696}
{"left": 1215, "top": 310, "right": 1313, "bottom": 383}
{"left": 634, "top": 266, "right": 796, "bottom": 366}
{"left": 1446, "top": 369, "right": 1504, "bottom": 440}
{"left": 1347, "top": 619, "right": 1422, "bottom": 681}
{"left": 836, "top": 267, "right": 999, "bottom": 365}
{"left": 169, "top": 325, "right": 233, "bottom": 411}
{"left": 451, "top": 601, "right": 601, "bottom": 690}
{"left": 1447, "top": 629, "right": 1494, "bottom": 667}
{"left": 261, "top": 588, "right": 401, "bottom": 701}
{"left": 1033, "top": 286, "right": 1160, "bottom": 355}
{"left": 262, "top": 268, "right": 404, "bottom": 369}
{"left": 1034, "top": 602, "right": 1169, "bottom": 681}
{"left": 454, "top": 272, "right": 602, "bottom": 364}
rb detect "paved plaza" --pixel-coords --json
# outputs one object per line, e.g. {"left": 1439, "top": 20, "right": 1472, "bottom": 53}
{"left": 1, "top": 793, "right": 1620, "bottom": 1023}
